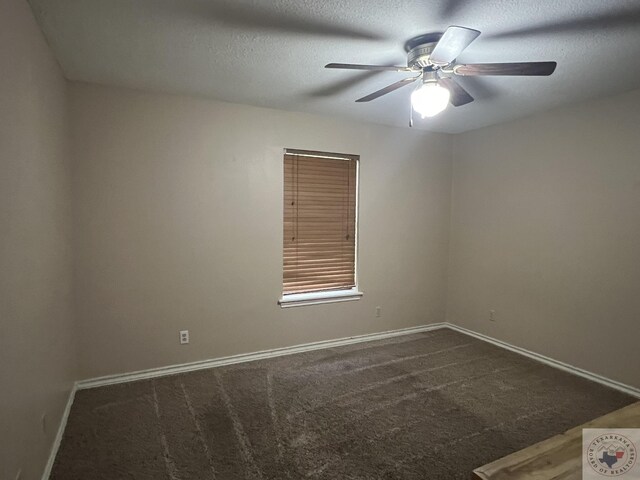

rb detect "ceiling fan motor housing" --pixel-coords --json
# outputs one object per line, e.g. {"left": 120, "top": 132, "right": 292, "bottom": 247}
{"left": 407, "top": 41, "right": 439, "bottom": 69}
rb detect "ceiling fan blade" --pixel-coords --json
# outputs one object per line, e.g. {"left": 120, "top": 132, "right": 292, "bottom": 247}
{"left": 454, "top": 62, "right": 557, "bottom": 76}
{"left": 308, "top": 71, "right": 384, "bottom": 97}
{"left": 355, "top": 76, "right": 420, "bottom": 102}
{"left": 438, "top": 77, "right": 474, "bottom": 107}
{"left": 326, "top": 63, "right": 412, "bottom": 72}
{"left": 430, "top": 26, "right": 481, "bottom": 65}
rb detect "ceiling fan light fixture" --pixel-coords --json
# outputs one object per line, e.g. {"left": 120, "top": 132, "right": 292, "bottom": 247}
{"left": 411, "top": 81, "right": 450, "bottom": 118}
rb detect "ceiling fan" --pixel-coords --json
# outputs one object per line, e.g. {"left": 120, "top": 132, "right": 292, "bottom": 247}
{"left": 325, "top": 26, "right": 557, "bottom": 124}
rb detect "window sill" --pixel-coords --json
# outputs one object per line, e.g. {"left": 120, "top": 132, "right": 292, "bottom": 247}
{"left": 278, "top": 289, "right": 363, "bottom": 308}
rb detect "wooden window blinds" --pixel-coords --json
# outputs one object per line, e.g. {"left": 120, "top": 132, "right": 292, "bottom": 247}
{"left": 283, "top": 150, "right": 358, "bottom": 295}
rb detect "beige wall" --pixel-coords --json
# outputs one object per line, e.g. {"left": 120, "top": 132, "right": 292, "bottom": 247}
{"left": 448, "top": 89, "right": 640, "bottom": 388}
{"left": 69, "top": 83, "right": 453, "bottom": 379}
{"left": 0, "top": 0, "right": 75, "bottom": 478}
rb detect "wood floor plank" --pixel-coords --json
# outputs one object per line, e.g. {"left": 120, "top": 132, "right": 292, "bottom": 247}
{"left": 472, "top": 401, "right": 640, "bottom": 480}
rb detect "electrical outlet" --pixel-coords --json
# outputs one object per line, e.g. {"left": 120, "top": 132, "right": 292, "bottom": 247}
{"left": 179, "top": 330, "right": 189, "bottom": 345}
{"left": 375, "top": 306, "right": 381, "bottom": 318}
{"left": 489, "top": 310, "right": 496, "bottom": 322}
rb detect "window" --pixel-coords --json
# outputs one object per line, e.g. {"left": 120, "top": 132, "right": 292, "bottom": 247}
{"left": 279, "top": 149, "right": 362, "bottom": 307}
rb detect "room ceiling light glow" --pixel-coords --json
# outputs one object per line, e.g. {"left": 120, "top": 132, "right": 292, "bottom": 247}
{"left": 410, "top": 81, "right": 450, "bottom": 118}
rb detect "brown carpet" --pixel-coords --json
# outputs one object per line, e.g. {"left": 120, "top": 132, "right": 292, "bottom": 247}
{"left": 52, "top": 329, "right": 635, "bottom": 479}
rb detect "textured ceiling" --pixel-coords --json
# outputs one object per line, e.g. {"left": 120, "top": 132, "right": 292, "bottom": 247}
{"left": 28, "top": 0, "right": 640, "bottom": 133}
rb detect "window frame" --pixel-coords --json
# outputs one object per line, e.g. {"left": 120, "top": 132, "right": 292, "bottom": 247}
{"left": 278, "top": 148, "right": 363, "bottom": 308}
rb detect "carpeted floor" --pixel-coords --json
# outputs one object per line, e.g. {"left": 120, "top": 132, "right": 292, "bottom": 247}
{"left": 52, "top": 329, "right": 635, "bottom": 479}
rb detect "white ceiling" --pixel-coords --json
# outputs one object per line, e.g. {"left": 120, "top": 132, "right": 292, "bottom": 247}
{"left": 28, "top": 0, "right": 640, "bottom": 133}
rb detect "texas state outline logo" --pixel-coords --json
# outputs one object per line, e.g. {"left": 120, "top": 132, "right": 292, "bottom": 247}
{"left": 583, "top": 429, "right": 639, "bottom": 478}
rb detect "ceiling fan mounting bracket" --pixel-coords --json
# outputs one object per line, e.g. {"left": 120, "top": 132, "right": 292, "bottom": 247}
{"left": 404, "top": 33, "right": 444, "bottom": 53}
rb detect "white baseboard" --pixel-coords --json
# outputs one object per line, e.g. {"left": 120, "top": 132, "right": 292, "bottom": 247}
{"left": 445, "top": 322, "right": 640, "bottom": 399}
{"left": 41, "top": 383, "right": 77, "bottom": 480}
{"left": 44, "top": 321, "right": 638, "bottom": 478}
{"left": 76, "top": 322, "right": 640, "bottom": 398}
{"left": 76, "top": 323, "right": 447, "bottom": 390}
